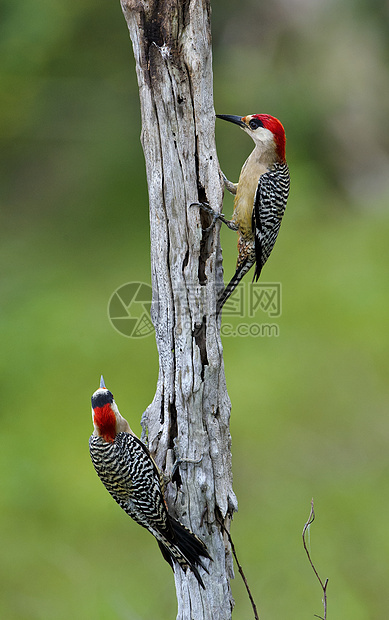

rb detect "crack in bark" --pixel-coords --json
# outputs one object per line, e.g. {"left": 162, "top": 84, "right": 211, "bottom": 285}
{"left": 198, "top": 196, "right": 213, "bottom": 286}
{"left": 168, "top": 398, "right": 178, "bottom": 447}
{"left": 181, "top": 62, "right": 213, "bottom": 287}
{"left": 193, "top": 315, "right": 209, "bottom": 381}
{"left": 168, "top": 399, "right": 182, "bottom": 486}
{"left": 160, "top": 387, "right": 165, "bottom": 424}
{"left": 182, "top": 249, "right": 189, "bottom": 271}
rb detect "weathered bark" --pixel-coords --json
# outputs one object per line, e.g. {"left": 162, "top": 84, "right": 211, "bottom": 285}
{"left": 120, "top": 1, "right": 237, "bottom": 618}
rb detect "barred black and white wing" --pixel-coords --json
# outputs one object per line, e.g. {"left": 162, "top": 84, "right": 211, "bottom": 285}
{"left": 90, "top": 432, "right": 170, "bottom": 534}
{"left": 253, "top": 161, "right": 290, "bottom": 281}
{"left": 89, "top": 432, "right": 210, "bottom": 587}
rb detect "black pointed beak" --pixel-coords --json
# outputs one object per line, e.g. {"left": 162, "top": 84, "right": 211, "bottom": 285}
{"left": 216, "top": 114, "right": 246, "bottom": 129}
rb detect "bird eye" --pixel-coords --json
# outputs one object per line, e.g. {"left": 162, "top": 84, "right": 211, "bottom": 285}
{"left": 249, "top": 118, "right": 263, "bottom": 130}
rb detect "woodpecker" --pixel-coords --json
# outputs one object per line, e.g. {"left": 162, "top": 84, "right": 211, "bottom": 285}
{"left": 196, "top": 113, "right": 290, "bottom": 314}
{"left": 89, "top": 376, "right": 210, "bottom": 588}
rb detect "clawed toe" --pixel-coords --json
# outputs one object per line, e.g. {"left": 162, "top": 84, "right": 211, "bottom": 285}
{"left": 190, "top": 202, "right": 223, "bottom": 231}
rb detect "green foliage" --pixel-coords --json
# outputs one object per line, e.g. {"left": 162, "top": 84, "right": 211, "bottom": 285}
{"left": 1, "top": 1, "right": 389, "bottom": 618}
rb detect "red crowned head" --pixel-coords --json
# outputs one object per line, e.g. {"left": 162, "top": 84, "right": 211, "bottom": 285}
{"left": 91, "top": 385, "right": 117, "bottom": 442}
{"left": 91, "top": 376, "right": 132, "bottom": 442}
{"left": 216, "top": 113, "right": 286, "bottom": 162}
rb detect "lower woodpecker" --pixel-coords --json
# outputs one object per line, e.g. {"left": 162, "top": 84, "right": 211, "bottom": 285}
{"left": 89, "top": 376, "right": 211, "bottom": 588}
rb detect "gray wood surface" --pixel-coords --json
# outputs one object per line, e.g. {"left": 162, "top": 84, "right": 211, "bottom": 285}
{"left": 121, "top": 2, "right": 237, "bottom": 617}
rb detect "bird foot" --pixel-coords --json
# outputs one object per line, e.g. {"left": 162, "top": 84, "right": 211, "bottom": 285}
{"left": 165, "top": 449, "right": 204, "bottom": 483}
{"left": 221, "top": 172, "right": 237, "bottom": 195}
{"left": 190, "top": 202, "right": 225, "bottom": 232}
{"left": 171, "top": 455, "right": 203, "bottom": 480}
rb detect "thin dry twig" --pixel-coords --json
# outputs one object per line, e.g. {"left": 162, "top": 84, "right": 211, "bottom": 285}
{"left": 302, "top": 499, "right": 329, "bottom": 620}
{"left": 218, "top": 518, "right": 259, "bottom": 620}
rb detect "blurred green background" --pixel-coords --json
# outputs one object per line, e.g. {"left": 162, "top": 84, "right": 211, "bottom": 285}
{"left": 1, "top": 0, "right": 389, "bottom": 618}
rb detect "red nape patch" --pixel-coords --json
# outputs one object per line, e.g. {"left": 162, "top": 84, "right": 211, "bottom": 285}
{"left": 93, "top": 404, "right": 116, "bottom": 442}
{"left": 253, "top": 114, "right": 286, "bottom": 161}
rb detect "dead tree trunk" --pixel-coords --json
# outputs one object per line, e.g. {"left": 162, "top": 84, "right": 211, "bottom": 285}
{"left": 120, "top": 2, "right": 237, "bottom": 617}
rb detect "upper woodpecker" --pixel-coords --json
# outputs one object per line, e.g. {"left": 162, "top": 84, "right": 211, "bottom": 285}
{"left": 89, "top": 376, "right": 210, "bottom": 588}
{"left": 197, "top": 113, "right": 290, "bottom": 314}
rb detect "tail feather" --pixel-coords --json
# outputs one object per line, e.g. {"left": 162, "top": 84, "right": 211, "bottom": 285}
{"left": 217, "top": 259, "right": 255, "bottom": 314}
{"left": 157, "top": 517, "right": 211, "bottom": 589}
